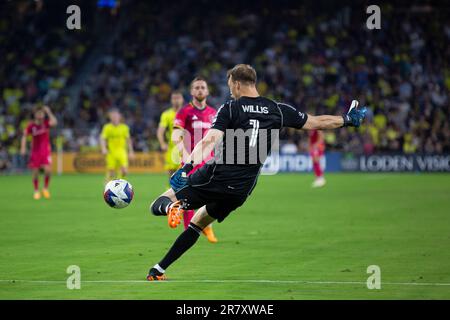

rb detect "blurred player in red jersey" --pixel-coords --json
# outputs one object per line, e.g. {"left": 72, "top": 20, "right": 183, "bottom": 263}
{"left": 309, "top": 129, "right": 326, "bottom": 188}
{"left": 20, "top": 106, "right": 58, "bottom": 199}
{"left": 172, "top": 77, "right": 218, "bottom": 243}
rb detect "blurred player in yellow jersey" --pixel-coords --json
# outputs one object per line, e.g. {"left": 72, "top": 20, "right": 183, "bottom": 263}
{"left": 157, "top": 91, "right": 184, "bottom": 177}
{"left": 100, "top": 109, "right": 135, "bottom": 180}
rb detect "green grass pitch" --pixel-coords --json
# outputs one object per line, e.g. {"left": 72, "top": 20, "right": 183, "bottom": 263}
{"left": 0, "top": 173, "right": 449, "bottom": 299}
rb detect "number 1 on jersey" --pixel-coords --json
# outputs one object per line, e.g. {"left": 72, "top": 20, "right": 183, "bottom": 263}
{"left": 249, "top": 119, "right": 259, "bottom": 147}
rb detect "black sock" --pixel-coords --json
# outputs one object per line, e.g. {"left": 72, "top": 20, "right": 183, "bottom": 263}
{"left": 150, "top": 196, "right": 173, "bottom": 216}
{"left": 158, "top": 223, "right": 202, "bottom": 270}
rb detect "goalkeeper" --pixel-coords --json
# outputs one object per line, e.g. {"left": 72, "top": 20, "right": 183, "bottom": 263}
{"left": 146, "top": 64, "right": 367, "bottom": 280}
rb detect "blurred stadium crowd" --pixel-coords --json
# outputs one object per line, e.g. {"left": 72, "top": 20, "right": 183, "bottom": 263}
{"left": 1, "top": 1, "right": 449, "bottom": 170}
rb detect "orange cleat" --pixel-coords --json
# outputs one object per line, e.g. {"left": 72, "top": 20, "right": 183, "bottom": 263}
{"left": 33, "top": 191, "right": 41, "bottom": 200}
{"left": 146, "top": 268, "right": 167, "bottom": 281}
{"left": 146, "top": 274, "right": 167, "bottom": 281}
{"left": 42, "top": 189, "right": 51, "bottom": 199}
{"left": 203, "top": 225, "right": 218, "bottom": 243}
{"left": 167, "top": 200, "right": 185, "bottom": 228}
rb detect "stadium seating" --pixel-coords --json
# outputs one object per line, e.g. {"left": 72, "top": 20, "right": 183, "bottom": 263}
{"left": 1, "top": 1, "right": 449, "bottom": 171}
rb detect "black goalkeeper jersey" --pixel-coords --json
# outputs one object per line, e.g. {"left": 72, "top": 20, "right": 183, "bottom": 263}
{"left": 190, "top": 96, "right": 308, "bottom": 196}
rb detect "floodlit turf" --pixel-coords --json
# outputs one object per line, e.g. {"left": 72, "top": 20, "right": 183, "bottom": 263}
{"left": 0, "top": 173, "right": 449, "bottom": 299}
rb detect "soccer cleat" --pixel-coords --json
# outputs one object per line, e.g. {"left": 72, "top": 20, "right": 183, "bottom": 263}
{"left": 312, "top": 177, "right": 326, "bottom": 188}
{"left": 42, "top": 189, "right": 51, "bottom": 199}
{"left": 167, "top": 200, "right": 185, "bottom": 228}
{"left": 146, "top": 268, "right": 167, "bottom": 281}
{"left": 202, "top": 225, "right": 218, "bottom": 243}
{"left": 33, "top": 191, "right": 41, "bottom": 200}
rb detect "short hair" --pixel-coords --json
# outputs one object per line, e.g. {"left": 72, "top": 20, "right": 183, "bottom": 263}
{"left": 33, "top": 105, "right": 44, "bottom": 113}
{"left": 171, "top": 89, "right": 183, "bottom": 96}
{"left": 108, "top": 108, "right": 120, "bottom": 114}
{"left": 32, "top": 105, "right": 44, "bottom": 120}
{"left": 190, "top": 76, "right": 208, "bottom": 88}
{"left": 227, "top": 64, "right": 257, "bottom": 85}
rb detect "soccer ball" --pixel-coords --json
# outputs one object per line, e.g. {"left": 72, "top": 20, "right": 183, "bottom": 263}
{"left": 103, "top": 179, "right": 134, "bottom": 209}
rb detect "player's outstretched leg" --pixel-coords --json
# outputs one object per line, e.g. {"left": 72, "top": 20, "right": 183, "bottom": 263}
{"left": 147, "top": 206, "right": 216, "bottom": 281}
{"left": 42, "top": 165, "right": 51, "bottom": 199}
{"left": 32, "top": 169, "right": 40, "bottom": 200}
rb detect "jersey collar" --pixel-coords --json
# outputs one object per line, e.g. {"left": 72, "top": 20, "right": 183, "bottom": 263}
{"left": 190, "top": 101, "right": 207, "bottom": 111}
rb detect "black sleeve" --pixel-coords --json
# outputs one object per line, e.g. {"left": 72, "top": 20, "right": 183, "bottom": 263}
{"left": 211, "top": 101, "right": 232, "bottom": 132}
{"left": 277, "top": 102, "right": 308, "bottom": 129}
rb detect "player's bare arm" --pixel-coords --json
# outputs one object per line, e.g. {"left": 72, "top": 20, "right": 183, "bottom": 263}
{"left": 172, "top": 127, "right": 184, "bottom": 154}
{"left": 167, "top": 128, "right": 224, "bottom": 192}
{"left": 302, "top": 114, "right": 344, "bottom": 130}
{"left": 172, "top": 127, "right": 190, "bottom": 163}
{"left": 43, "top": 106, "right": 57, "bottom": 127}
{"left": 186, "top": 128, "right": 224, "bottom": 165}
{"left": 168, "top": 128, "right": 223, "bottom": 192}
{"left": 303, "top": 100, "right": 366, "bottom": 130}
{"left": 20, "top": 129, "right": 28, "bottom": 155}
{"left": 157, "top": 126, "right": 168, "bottom": 151}
{"left": 127, "top": 137, "right": 135, "bottom": 159}
{"left": 100, "top": 136, "right": 108, "bottom": 155}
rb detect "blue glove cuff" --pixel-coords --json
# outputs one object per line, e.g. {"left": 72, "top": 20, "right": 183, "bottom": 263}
{"left": 342, "top": 114, "right": 352, "bottom": 127}
{"left": 182, "top": 162, "right": 194, "bottom": 173}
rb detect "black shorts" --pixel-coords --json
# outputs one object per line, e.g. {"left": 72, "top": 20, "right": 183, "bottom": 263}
{"left": 175, "top": 185, "right": 247, "bottom": 223}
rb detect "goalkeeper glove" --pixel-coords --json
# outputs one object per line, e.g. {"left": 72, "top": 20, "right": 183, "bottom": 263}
{"left": 342, "top": 100, "right": 367, "bottom": 128}
{"left": 170, "top": 162, "right": 194, "bottom": 192}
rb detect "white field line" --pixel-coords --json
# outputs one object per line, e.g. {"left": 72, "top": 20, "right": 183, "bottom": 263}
{"left": 0, "top": 279, "right": 450, "bottom": 286}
